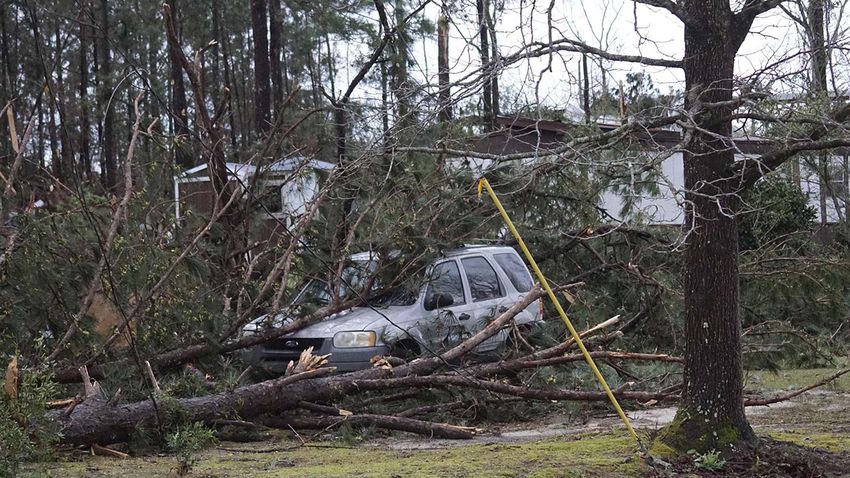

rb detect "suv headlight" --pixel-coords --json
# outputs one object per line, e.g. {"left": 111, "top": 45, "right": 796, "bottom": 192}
{"left": 333, "top": 331, "right": 377, "bottom": 348}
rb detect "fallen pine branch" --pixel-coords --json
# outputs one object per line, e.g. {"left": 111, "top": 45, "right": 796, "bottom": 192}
{"left": 489, "top": 351, "right": 682, "bottom": 372}
{"left": 47, "top": 290, "right": 658, "bottom": 445}
{"left": 744, "top": 367, "right": 850, "bottom": 407}
{"left": 53, "top": 300, "right": 356, "bottom": 383}
{"left": 298, "top": 401, "right": 353, "bottom": 416}
{"left": 90, "top": 444, "right": 129, "bottom": 459}
{"left": 348, "top": 374, "right": 679, "bottom": 403}
{"left": 264, "top": 413, "right": 476, "bottom": 439}
{"left": 397, "top": 400, "right": 467, "bottom": 418}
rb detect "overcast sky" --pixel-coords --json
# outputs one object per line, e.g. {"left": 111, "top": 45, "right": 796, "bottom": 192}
{"left": 336, "top": 0, "right": 848, "bottom": 123}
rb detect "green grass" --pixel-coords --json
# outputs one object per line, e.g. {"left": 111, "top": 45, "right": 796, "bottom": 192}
{"left": 767, "top": 431, "right": 850, "bottom": 452}
{"left": 23, "top": 433, "right": 646, "bottom": 478}
{"left": 745, "top": 367, "right": 850, "bottom": 392}
{"left": 23, "top": 367, "right": 850, "bottom": 477}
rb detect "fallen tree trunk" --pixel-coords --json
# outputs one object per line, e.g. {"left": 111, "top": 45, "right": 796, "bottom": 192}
{"left": 264, "top": 414, "right": 476, "bottom": 439}
{"left": 49, "top": 360, "right": 677, "bottom": 445}
{"left": 53, "top": 300, "right": 358, "bottom": 383}
{"left": 744, "top": 367, "right": 850, "bottom": 406}
{"left": 346, "top": 374, "right": 678, "bottom": 403}
{"left": 49, "top": 288, "right": 674, "bottom": 445}
{"left": 48, "top": 289, "right": 548, "bottom": 443}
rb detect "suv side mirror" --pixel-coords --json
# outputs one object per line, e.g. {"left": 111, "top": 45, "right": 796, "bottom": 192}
{"left": 425, "top": 293, "right": 454, "bottom": 311}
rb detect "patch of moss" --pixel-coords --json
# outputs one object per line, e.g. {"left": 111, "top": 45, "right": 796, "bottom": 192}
{"left": 22, "top": 432, "right": 648, "bottom": 478}
{"left": 766, "top": 431, "right": 850, "bottom": 452}
{"left": 656, "top": 409, "right": 753, "bottom": 454}
{"left": 648, "top": 440, "right": 677, "bottom": 460}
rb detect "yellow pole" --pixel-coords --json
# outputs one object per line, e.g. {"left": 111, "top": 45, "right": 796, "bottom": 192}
{"left": 477, "top": 177, "right": 642, "bottom": 447}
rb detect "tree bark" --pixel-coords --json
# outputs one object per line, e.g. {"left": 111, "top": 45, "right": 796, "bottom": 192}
{"left": 476, "top": 0, "right": 492, "bottom": 129}
{"left": 392, "top": 0, "right": 410, "bottom": 129}
{"left": 484, "top": 0, "right": 499, "bottom": 118}
{"left": 251, "top": 0, "right": 271, "bottom": 134}
{"left": 97, "top": 0, "right": 117, "bottom": 190}
{"left": 79, "top": 0, "right": 92, "bottom": 179}
{"left": 808, "top": 0, "right": 830, "bottom": 226}
{"left": 168, "top": 0, "right": 192, "bottom": 169}
{"left": 211, "top": 0, "right": 238, "bottom": 150}
{"left": 269, "top": 0, "right": 283, "bottom": 115}
{"left": 660, "top": 1, "right": 757, "bottom": 452}
{"left": 0, "top": 3, "right": 10, "bottom": 111}
{"left": 437, "top": 7, "right": 451, "bottom": 124}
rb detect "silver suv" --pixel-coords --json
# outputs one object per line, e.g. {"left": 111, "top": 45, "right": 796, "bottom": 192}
{"left": 242, "top": 245, "right": 541, "bottom": 373}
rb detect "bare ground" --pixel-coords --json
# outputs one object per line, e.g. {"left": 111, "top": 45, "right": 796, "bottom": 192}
{"left": 21, "top": 369, "right": 850, "bottom": 477}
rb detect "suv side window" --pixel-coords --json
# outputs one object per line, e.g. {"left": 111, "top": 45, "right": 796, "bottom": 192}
{"left": 493, "top": 253, "right": 533, "bottom": 292}
{"left": 425, "top": 261, "right": 466, "bottom": 306}
{"left": 461, "top": 256, "right": 504, "bottom": 302}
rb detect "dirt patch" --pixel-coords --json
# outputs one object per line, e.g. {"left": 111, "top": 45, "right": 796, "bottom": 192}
{"left": 654, "top": 438, "right": 850, "bottom": 478}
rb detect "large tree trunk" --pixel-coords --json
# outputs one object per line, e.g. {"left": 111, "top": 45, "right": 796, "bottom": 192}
{"left": 391, "top": 0, "right": 410, "bottom": 129}
{"left": 79, "top": 1, "right": 92, "bottom": 180}
{"left": 168, "top": 0, "right": 192, "bottom": 169}
{"left": 97, "top": 0, "right": 117, "bottom": 191}
{"left": 269, "top": 0, "right": 283, "bottom": 115}
{"left": 660, "top": 1, "right": 756, "bottom": 452}
{"left": 484, "top": 0, "right": 499, "bottom": 118}
{"left": 0, "top": 3, "right": 10, "bottom": 110}
{"left": 251, "top": 0, "right": 271, "bottom": 134}
{"left": 437, "top": 6, "right": 451, "bottom": 124}
{"left": 211, "top": 0, "right": 238, "bottom": 150}
{"left": 476, "top": 0, "right": 492, "bottom": 130}
{"left": 808, "top": 0, "right": 832, "bottom": 226}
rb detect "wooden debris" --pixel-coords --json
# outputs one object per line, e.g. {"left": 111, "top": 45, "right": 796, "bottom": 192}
{"left": 143, "top": 360, "right": 162, "bottom": 394}
{"left": 90, "top": 444, "right": 129, "bottom": 459}
{"left": 4, "top": 356, "right": 18, "bottom": 400}
{"left": 47, "top": 398, "right": 77, "bottom": 409}
{"left": 79, "top": 365, "right": 101, "bottom": 399}
{"left": 370, "top": 355, "right": 405, "bottom": 369}
{"left": 286, "top": 347, "right": 330, "bottom": 376}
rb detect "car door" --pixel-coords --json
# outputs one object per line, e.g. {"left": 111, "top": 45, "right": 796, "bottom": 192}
{"left": 458, "top": 255, "right": 510, "bottom": 352}
{"left": 420, "top": 259, "right": 476, "bottom": 352}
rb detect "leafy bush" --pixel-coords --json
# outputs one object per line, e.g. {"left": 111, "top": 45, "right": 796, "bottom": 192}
{"left": 0, "top": 359, "right": 58, "bottom": 477}
{"left": 739, "top": 177, "right": 817, "bottom": 251}
{"left": 165, "top": 422, "right": 217, "bottom": 476}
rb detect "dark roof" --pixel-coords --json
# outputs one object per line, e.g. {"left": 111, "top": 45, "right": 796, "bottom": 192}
{"left": 474, "top": 115, "right": 773, "bottom": 156}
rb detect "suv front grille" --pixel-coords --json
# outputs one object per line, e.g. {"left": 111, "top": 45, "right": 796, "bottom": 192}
{"left": 265, "top": 337, "right": 325, "bottom": 353}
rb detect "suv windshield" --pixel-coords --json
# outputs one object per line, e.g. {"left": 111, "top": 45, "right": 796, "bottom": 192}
{"left": 292, "top": 279, "right": 332, "bottom": 307}
{"left": 291, "top": 260, "right": 377, "bottom": 307}
{"left": 367, "top": 286, "right": 419, "bottom": 307}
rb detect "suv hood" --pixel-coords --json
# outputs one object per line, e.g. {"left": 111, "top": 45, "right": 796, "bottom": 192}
{"left": 245, "top": 305, "right": 415, "bottom": 339}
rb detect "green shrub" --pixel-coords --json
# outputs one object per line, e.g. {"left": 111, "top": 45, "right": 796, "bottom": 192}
{"left": 165, "top": 422, "right": 217, "bottom": 477}
{"left": 0, "top": 360, "right": 58, "bottom": 478}
{"left": 739, "top": 177, "right": 817, "bottom": 251}
{"left": 689, "top": 448, "right": 726, "bottom": 471}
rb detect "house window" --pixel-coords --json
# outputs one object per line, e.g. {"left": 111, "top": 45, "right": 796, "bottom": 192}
{"left": 826, "top": 155, "right": 849, "bottom": 200}
{"left": 257, "top": 183, "right": 284, "bottom": 213}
